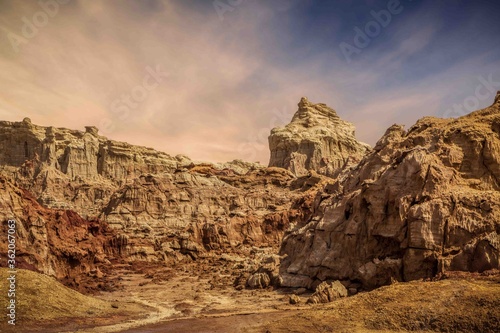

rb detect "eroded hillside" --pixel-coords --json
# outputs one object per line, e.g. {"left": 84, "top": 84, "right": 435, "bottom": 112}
{"left": 280, "top": 95, "right": 500, "bottom": 291}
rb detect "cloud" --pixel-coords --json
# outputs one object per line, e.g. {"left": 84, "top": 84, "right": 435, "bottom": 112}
{"left": 0, "top": 0, "right": 499, "bottom": 164}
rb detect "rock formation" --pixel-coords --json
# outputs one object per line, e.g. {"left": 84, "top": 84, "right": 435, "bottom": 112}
{"left": 306, "top": 280, "right": 348, "bottom": 304}
{"left": 97, "top": 166, "right": 304, "bottom": 261}
{"left": 0, "top": 118, "right": 329, "bottom": 288}
{"left": 245, "top": 253, "right": 282, "bottom": 289}
{"left": 268, "top": 97, "right": 370, "bottom": 177}
{"left": 280, "top": 96, "right": 500, "bottom": 291}
{"left": 0, "top": 118, "right": 179, "bottom": 179}
{"left": 0, "top": 176, "right": 114, "bottom": 293}
{"left": 1, "top": 93, "right": 499, "bottom": 298}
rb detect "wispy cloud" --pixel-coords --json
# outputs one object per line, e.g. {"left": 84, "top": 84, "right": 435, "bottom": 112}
{"left": 0, "top": 0, "right": 499, "bottom": 163}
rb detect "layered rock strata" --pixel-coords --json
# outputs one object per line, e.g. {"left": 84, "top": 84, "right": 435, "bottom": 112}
{"left": 0, "top": 119, "right": 329, "bottom": 285}
{"left": 268, "top": 97, "right": 370, "bottom": 177}
{"left": 0, "top": 176, "right": 114, "bottom": 293}
{"left": 280, "top": 98, "right": 500, "bottom": 290}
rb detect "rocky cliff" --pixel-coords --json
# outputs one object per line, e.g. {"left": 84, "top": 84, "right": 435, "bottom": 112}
{"left": 1, "top": 94, "right": 499, "bottom": 296}
{"left": 268, "top": 97, "right": 370, "bottom": 177}
{"left": 0, "top": 117, "right": 187, "bottom": 216}
{"left": 0, "top": 176, "right": 115, "bottom": 293}
{"left": 0, "top": 118, "right": 180, "bottom": 179}
{"left": 0, "top": 118, "right": 330, "bottom": 288}
{"left": 280, "top": 97, "right": 500, "bottom": 291}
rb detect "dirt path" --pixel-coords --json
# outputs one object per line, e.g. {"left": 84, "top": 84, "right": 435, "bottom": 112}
{"left": 117, "top": 312, "right": 286, "bottom": 333}
{"left": 70, "top": 267, "right": 300, "bottom": 333}
{"left": 74, "top": 274, "right": 500, "bottom": 333}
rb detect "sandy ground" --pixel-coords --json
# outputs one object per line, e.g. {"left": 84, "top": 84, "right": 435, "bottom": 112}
{"left": 1, "top": 265, "right": 499, "bottom": 333}
{"left": 71, "top": 263, "right": 303, "bottom": 333}
{"left": 78, "top": 269, "right": 500, "bottom": 333}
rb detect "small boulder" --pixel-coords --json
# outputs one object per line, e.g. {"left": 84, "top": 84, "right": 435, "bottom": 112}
{"left": 247, "top": 272, "right": 271, "bottom": 289}
{"left": 306, "top": 281, "right": 348, "bottom": 304}
{"left": 294, "top": 287, "right": 308, "bottom": 295}
{"left": 348, "top": 288, "right": 358, "bottom": 296}
{"left": 289, "top": 294, "right": 301, "bottom": 305}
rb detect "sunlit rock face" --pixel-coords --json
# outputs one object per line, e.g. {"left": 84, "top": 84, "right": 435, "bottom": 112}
{"left": 1, "top": 93, "right": 499, "bottom": 295}
{"left": 0, "top": 118, "right": 327, "bottom": 280}
{"left": 268, "top": 97, "right": 371, "bottom": 177}
{"left": 280, "top": 98, "right": 500, "bottom": 290}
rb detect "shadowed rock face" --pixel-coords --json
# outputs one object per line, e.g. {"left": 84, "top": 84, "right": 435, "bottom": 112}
{"left": 0, "top": 176, "right": 115, "bottom": 293}
{"left": 268, "top": 97, "right": 371, "bottom": 177}
{"left": 280, "top": 99, "right": 500, "bottom": 290}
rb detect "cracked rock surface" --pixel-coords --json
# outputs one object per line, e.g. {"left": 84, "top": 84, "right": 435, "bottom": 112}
{"left": 280, "top": 98, "right": 500, "bottom": 290}
{"left": 268, "top": 97, "right": 370, "bottom": 177}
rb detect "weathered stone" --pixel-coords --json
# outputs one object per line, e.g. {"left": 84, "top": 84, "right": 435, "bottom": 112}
{"left": 306, "top": 281, "right": 348, "bottom": 304}
{"left": 247, "top": 272, "right": 271, "bottom": 289}
{"left": 0, "top": 176, "right": 112, "bottom": 293}
{"left": 294, "top": 288, "right": 308, "bottom": 295}
{"left": 0, "top": 119, "right": 331, "bottom": 290}
{"left": 269, "top": 97, "right": 370, "bottom": 177}
{"left": 289, "top": 294, "right": 301, "bottom": 304}
{"left": 2, "top": 94, "right": 499, "bottom": 298}
{"left": 281, "top": 97, "right": 500, "bottom": 290}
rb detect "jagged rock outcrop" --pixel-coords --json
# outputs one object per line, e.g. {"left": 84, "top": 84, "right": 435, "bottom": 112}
{"left": 0, "top": 118, "right": 180, "bottom": 179}
{"left": 280, "top": 96, "right": 500, "bottom": 291}
{"left": 98, "top": 166, "right": 307, "bottom": 261}
{"left": 269, "top": 97, "right": 370, "bottom": 177}
{"left": 0, "top": 119, "right": 330, "bottom": 281}
{"left": 245, "top": 253, "right": 282, "bottom": 289}
{"left": 0, "top": 176, "right": 115, "bottom": 293}
{"left": 0, "top": 118, "right": 186, "bottom": 216}
{"left": 3, "top": 92, "right": 499, "bottom": 297}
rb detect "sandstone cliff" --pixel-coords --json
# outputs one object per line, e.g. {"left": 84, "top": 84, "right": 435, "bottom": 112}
{"left": 0, "top": 119, "right": 330, "bottom": 287}
{"left": 1, "top": 93, "right": 499, "bottom": 296}
{"left": 280, "top": 97, "right": 500, "bottom": 291}
{"left": 268, "top": 97, "right": 370, "bottom": 177}
{"left": 0, "top": 118, "right": 180, "bottom": 179}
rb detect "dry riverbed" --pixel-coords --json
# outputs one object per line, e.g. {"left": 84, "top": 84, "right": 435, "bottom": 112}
{"left": 1, "top": 266, "right": 499, "bottom": 333}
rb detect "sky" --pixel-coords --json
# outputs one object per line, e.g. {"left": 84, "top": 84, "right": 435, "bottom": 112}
{"left": 0, "top": 0, "right": 499, "bottom": 164}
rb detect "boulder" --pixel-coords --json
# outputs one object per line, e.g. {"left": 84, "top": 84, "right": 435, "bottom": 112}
{"left": 306, "top": 281, "right": 348, "bottom": 304}
{"left": 289, "top": 294, "right": 301, "bottom": 305}
{"left": 247, "top": 272, "right": 271, "bottom": 289}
